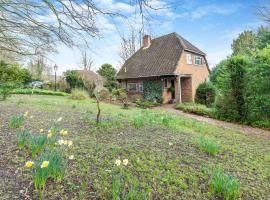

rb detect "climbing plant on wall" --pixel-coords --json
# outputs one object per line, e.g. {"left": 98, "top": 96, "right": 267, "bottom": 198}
{"left": 143, "top": 80, "right": 163, "bottom": 103}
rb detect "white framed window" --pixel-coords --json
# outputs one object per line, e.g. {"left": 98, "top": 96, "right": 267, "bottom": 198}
{"left": 195, "top": 56, "right": 202, "bottom": 65}
{"left": 138, "top": 83, "right": 143, "bottom": 92}
{"left": 128, "top": 83, "right": 137, "bottom": 92}
{"left": 187, "top": 53, "right": 192, "bottom": 64}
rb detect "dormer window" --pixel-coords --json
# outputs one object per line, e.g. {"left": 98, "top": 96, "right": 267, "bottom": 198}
{"left": 187, "top": 53, "right": 192, "bottom": 64}
{"left": 195, "top": 56, "right": 202, "bottom": 65}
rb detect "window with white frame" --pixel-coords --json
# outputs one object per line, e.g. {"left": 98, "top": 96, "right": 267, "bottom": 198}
{"left": 128, "top": 83, "right": 137, "bottom": 92}
{"left": 187, "top": 53, "right": 192, "bottom": 64}
{"left": 138, "top": 83, "right": 143, "bottom": 92}
{"left": 195, "top": 56, "right": 202, "bottom": 65}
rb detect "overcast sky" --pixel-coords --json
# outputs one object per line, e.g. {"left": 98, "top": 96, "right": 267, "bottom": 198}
{"left": 45, "top": 0, "right": 268, "bottom": 75}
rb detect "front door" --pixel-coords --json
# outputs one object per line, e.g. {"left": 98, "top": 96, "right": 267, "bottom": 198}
{"left": 171, "top": 79, "right": 175, "bottom": 99}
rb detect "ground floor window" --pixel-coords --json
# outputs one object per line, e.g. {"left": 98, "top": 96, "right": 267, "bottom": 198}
{"left": 128, "top": 83, "right": 137, "bottom": 92}
{"left": 138, "top": 83, "right": 143, "bottom": 92}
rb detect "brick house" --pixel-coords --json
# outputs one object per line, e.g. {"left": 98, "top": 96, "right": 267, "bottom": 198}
{"left": 116, "top": 32, "right": 210, "bottom": 103}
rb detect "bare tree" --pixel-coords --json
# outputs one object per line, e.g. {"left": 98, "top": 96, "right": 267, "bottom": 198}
{"left": 28, "top": 56, "right": 50, "bottom": 80}
{"left": 80, "top": 50, "right": 94, "bottom": 71}
{"left": 258, "top": 5, "right": 270, "bottom": 25}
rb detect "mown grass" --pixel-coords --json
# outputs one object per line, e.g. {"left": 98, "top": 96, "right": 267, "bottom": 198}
{"left": 1, "top": 95, "right": 270, "bottom": 199}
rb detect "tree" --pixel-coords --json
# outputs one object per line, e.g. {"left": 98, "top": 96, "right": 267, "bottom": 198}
{"left": 256, "top": 26, "right": 270, "bottom": 49}
{"left": 64, "top": 70, "right": 84, "bottom": 89}
{"left": 80, "top": 50, "right": 94, "bottom": 71}
{"left": 209, "top": 60, "right": 228, "bottom": 85}
{"left": 231, "top": 31, "right": 257, "bottom": 56}
{"left": 97, "top": 64, "right": 117, "bottom": 92}
{"left": 28, "top": 56, "right": 49, "bottom": 80}
{"left": 215, "top": 56, "right": 248, "bottom": 121}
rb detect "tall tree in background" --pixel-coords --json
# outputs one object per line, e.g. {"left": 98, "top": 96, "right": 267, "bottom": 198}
{"left": 28, "top": 57, "right": 51, "bottom": 80}
{"left": 97, "top": 63, "right": 117, "bottom": 92}
{"left": 256, "top": 26, "right": 270, "bottom": 49}
{"left": 231, "top": 31, "right": 257, "bottom": 56}
{"left": 80, "top": 50, "right": 94, "bottom": 71}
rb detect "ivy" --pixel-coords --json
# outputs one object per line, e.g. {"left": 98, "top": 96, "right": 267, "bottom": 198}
{"left": 143, "top": 80, "right": 163, "bottom": 104}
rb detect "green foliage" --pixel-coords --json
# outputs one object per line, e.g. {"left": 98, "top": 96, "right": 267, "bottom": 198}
{"left": 210, "top": 168, "right": 240, "bottom": 200}
{"left": 143, "top": 80, "right": 163, "bottom": 103}
{"left": 64, "top": 70, "right": 84, "bottom": 89}
{"left": 175, "top": 103, "right": 216, "bottom": 118}
{"left": 231, "top": 30, "right": 257, "bottom": 56}
{"left": 256, "top": 26, "right": 270, "bottom": 49}
{"left": 195, "top": 81, "right": 216, "bottom": 107}
{"left": 16, "top": 130, "right": 30, "bottom": 149}
{"left": 97, "top": 63, "right": 117, "bottom": 92}
{"left": 27, "top": 134, "right": 47, "bottom": 158}
{"left": 0, "top": 82, "right": 19, "bottom": 100}
{"left": 0, "top": 60, "right": 32, "bottom": 84}
{"left": 215, "top": 56, "right": 248, "bottom": 121}
{"left": 135, "top": 99, "right": 160, "bottom": 108}
{"left": 70, "top": 88, "right": 89, "bottom": 100}
{"left": 32, "top": 162, "right": 49, "bottom": 190}
{"left": 112, "top": 88, "right": 128, "bottom": 108}
{"left": 210, "top": 60, "right": 227, "bottom": 85}
{"left": 196, "top": 136, "right": 219, "bottom": 155}
{"left": 9, "top": 115, "right": 25, "bottom": 129}
{"left": 133, "top": 115, "right": 144, "bottom": 129}
{"left": 11, "top": 88, "right": 69, "bottom": 96}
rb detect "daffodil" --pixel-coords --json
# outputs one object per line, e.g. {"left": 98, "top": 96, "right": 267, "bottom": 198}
{"left": 40, "top": 129, "right": 44, "bottom": 133}
{"left": 41, "top": 161, "right": 49, "bottom": 168}
{"left": 68, "top": 141, "right": 73, "bottom": 147}
{"left": 48, "top": 130, "right": 52, "bottom": 134}
{"left": 63, "top": 140, "right": 68, "bottom": 145}
{"left": 60, "top": 129, "right": 65, "bottom": 134}
{"left": 69, "top": 155, "right": 74, "bottom": 160}
{"left": 57, "top": 117, "right": 63, "bottom": 122}
{"left": 62, "top": 130, "right": 68, "bottom": 135}
{"left": 58, "top": 139, "right": 64, "bottom": 145}
{"left": 47, "top": 133, "right": 52, "bottom": 138}
{"left": 23, "top": 111, "right": 29, "bottom": 117}
{"left": 115, "top": 159, "right": 121, "bottom": 166}
{"left": 123, "top": 159, "right": 129, "bottom": 166}
{"left": 169, "top": 142, "right": 173, "bottom": 146}
{"left": 25, "top": 161, "right": 34, "bottom": 168}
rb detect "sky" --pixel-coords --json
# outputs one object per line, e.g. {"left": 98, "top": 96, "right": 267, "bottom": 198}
{"left": 46, "top": 0, "right": 269, "bottom": 75}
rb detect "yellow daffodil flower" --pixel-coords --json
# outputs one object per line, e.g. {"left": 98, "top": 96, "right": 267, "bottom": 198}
{"left": 115, "top": 159, "right": 121, "bottom": 166}
{"left": 62, "top": 131, "right": 68, "bottom": 135}
{"left": 25, "top": 161, "right": 34, "bottom": 168}
{"left": 23, "top": 111, "right": 29, "bottom": 117}
{"left": 123, "top": 159, "right": 129, "bottom": 166}
{"left": 68, "top": 141, "right": 73, "bottom": 147}
{"left": 169, "top": 142, "right": 173, "bottom": 146}
{"left": 57, "top": 117, "right": 63, "bottom": 122}
{"left": 41, "top": 161, "right": 49, "bottom": 168}
{"left": 47, "top": 133, "right": 52, "bottom": 138}
{"left": 69, "top": 155, "right": 74, "bottom": 160}
{"left": 58, "top": 139, "right": 64, "bottom": 145}
{"left": 40, "top": 129, "right": 44, "bottom": 133}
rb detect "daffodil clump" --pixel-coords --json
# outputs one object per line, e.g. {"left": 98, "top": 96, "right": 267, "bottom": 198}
{"left": 10, "top": 114, "right": 75, "bottom": 191}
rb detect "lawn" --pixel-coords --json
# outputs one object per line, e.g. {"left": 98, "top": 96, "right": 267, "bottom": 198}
{"left": 0, "top": 95, "right": 269, "bottom": 199}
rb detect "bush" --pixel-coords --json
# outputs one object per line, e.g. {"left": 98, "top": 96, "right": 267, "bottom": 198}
{"left": 0, "top": 82, "right": 18, "bottom": 100}
{"left": 11, "top": 88, "right": 69, "bottom": 96}
{"left": 143, "top": 80, "right": 163, "bottom": 103}
{"left": 64, "top": 70, "right": 84, "bottom": 89}
{"left": 175, "top": 103, "right": 216, "bottom": 118}
{"left": 196, "top": 136, "right": 219, "bottom": 155}
{"left": 70, "top": 88, "right": 89, "bottom": 100}
{"left": 112, "top": 88, "right": 128, "bottom": 108}
{"left": 210, "top": 168, "right": 240, "bottom": 200}
{"left": 135, "top": 99, "right": 160, "bottom": 108}
{"left": 195, "top": 81, "right": 216, "bottom": 107}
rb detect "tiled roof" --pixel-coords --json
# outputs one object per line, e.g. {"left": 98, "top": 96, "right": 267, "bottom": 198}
{"left": 117, "top": 32, "right": 206, "bottom": 79}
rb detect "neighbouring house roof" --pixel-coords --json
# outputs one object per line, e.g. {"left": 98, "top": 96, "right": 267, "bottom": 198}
{"left": 117, "top": 32, "right": 206, "bottom": 80}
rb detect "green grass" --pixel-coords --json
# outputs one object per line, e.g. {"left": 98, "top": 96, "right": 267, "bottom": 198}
{"left": 1, "top": 95, "right": 270, "bottom": 199}
{"left": 70, "top": 88, "right": 89, "bottom": 100}
{"left": 210, "top": 168, "right": 240, "bottom": 200}
{"left": 196, "top": 135, "right": 219, "bottom": 155}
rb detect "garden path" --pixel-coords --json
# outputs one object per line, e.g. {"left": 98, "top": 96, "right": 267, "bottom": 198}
{"left": 155, "top": 104, "right": 270, "bottom": 139}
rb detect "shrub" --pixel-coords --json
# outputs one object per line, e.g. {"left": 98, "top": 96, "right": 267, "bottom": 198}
{"left": 0, "top": 82, "right": 20, "bottom": 101}
{"left": 112, "top": 88, "right": 128, "bottom": 108}
{"left": 64, "top": 70, "right": 84, "bottom": 89}
{"left": 143, "top": 80, "right": 163, "bottom": 104}
{"left": 175, "top": 103, "right": 216, "bottom": 117}
{"left": 9, "top": 115, "right": 25, "bottom": 129}
{"left": 27, "top": 134, "right": 47, "bottom": 158}
{"left": 196, "top": 136, "right": 219, "bottom": 155}
{"left": 195, "top": 81, "right": 216, "bottom": 107}
{"left": 133, "top": 115, "right": 144, "bottom": 129}
{"left": 16, "top": 130, "right": 30, "bottom": 149}
{"left": 210, "top": 168, "right": 240, "bottom": 200}
{"left": 70, "top": 88, "right": 89, "bottom": 100}
{"left": 135, "top": 99, "right": 160, "bottom": 108}
{"left": 11, "top": 88, "right": 69, "bottom": 96}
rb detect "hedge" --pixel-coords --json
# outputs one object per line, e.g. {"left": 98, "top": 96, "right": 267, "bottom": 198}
{"left": 11, "top": 89, "right": 69, "bottom": 96}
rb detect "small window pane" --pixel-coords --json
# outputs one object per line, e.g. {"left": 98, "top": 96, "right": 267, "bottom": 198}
{"left": 187, "top": 54, "right": 192, "bottom": 64}
{"left": 138, "top": 83, "right": 143, "bottom": 92}
{"left": 128, "top": 83, "right": 137, "bottom": 92}
{"left": 195, "top": 56, "right": 202, "bottom": 65}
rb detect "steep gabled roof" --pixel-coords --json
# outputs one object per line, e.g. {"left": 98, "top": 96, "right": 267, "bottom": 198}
{"left": 117, "top": 32, "right": 206, "bottom": 80}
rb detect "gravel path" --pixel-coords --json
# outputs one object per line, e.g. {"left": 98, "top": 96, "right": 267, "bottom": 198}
{"left": 155, "top": 104, "right": 270, "bottom": 139}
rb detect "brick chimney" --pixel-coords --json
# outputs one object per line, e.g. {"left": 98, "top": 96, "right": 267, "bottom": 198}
{"left": 142, "top": 35, "right": 151, "bottom": 48}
